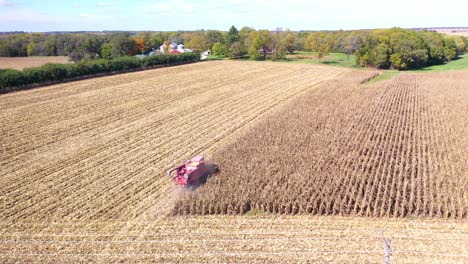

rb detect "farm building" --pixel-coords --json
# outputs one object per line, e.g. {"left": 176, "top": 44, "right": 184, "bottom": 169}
{"left": 201, "top": 50, "right": 211, "bottom": 60}
{"left": 159, "top": 42, "right": 193, "bottom": 54}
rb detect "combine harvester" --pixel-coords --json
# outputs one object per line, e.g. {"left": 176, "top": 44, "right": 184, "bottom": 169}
{"left": 167, "top": 156, "right": 219, "bottom": 190}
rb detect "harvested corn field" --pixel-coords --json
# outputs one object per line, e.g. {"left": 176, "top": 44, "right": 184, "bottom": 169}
{"left": 1, "top": 216, "right": 466, "bottom": 263}
{"left": 0, "top": 56, "right": 70, "bottom": 70}
{"left": 175, "top": 71, "right": 468, "bottom": 219}
{"left": 0, "top": 60, "right": 349, "bottom": 221}
{"left": 1, "top": 61, "right": 467, "bottom": 263}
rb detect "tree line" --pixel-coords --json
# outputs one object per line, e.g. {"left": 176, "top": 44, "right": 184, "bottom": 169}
{"left": 1, "top": 27, "right": 466, "bottom": 70}
{"left": 212, "top": 26, "right": 467, "bottom": 69}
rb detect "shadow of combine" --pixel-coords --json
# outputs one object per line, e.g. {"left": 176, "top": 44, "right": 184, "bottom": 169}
{"left": 189, "top": 162, "right": 220, "bottom": 190}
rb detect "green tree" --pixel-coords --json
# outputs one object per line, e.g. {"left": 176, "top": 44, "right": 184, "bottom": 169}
{"left": 212, "top": 42, "right": 227, "bottom": 56}
{"left": 100, "top": 43, "right": 113, "bottom": 59}
{"left": 420, "top": 30, "right": 445, "bottom": 64}
{"left": 27, "top": 42, "right": 36, "bottom": 56}
{"left": 244, "top": 30, "right": 257, "bottom": 53}
{"left": 239, "top": 26, "right": 255, "bottom": 52}
{"left": 372, "top": 42, "right": 390, "bottom": 69}
{"left": 248, "top": 34, "right": 261, "bottom": 60}
{"left": 185, "top": 33, "right": 209, "bottom": 51}
{"left": 285, "top": 30, "right": 295, "bottom": 54}
{"left": 249, "top": 30, "right": 272, "bottom": 60}
{"left": 443, "top": 37, "right": 457, "bottom": 60}
{"left": 109, "top": 32, "right": 137, "bottom": 57}
{"left": 151, "top": 33, "right": 166, "bottom": 50}
{"left": 305, "top": 32, "right": 330, "bottom": 62}
{"left": 225, "top": 26, "right": 240, "bottom": 47}
{"left": 143, "top": 32, "right": 153, "bottom": 52}
{"left": 44, "top": 35, "right": 57, "bottom": 56}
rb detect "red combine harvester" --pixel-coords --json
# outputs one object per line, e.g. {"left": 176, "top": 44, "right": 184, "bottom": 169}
{"left": 167, "top": 156, "right": 218, "bottom": 189}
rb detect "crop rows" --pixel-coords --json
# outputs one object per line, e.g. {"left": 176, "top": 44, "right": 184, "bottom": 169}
{"left": 0, "top": 61, "right": 348, "bottom": 221}
{"left": 1, "top": 64, "right": 466, "bottom": 263}
{"left": 1, "top": 216, "right": 466, "bottom": 263}
{"left": 175, "top": 71, "right": 468, "bottom": 218}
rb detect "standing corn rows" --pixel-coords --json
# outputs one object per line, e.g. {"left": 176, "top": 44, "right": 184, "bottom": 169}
{"left": 174, "top": 71, "right": 468, "bottom": 219}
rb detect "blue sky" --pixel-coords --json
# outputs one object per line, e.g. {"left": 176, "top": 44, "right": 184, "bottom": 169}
{"left": 0, "top": 0, "right": 467, "bottom": 32}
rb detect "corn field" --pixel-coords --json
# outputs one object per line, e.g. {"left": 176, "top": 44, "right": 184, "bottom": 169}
{"left": 0, "top": 61, "right": 348, "bottom": 221}
{"left": 1, "top": 61, "right": 466, "bottom": 262}
{"left": 174, "top": 71, "right": 468, "bottom": 218}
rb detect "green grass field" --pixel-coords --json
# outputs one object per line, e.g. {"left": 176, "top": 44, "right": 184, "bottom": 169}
{"left": 282, "top": 52, "right": 357, "bottom": 67}
{"left": 206, "top": 51, "right": 468, "bottom": 73}
{"left": 365, "top": 54, "right": 468, "bottom": 84}
{"left": 205, "top": 55, "right": 229, "bottom": 61}
{"left": 206, "top": 52, "right": 357, "bottom": 67}
{"left": 411, "top": 53, "right": 468, "bottom": 72}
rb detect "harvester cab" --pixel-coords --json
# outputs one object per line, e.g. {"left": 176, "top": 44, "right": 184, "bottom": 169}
{"left": 167, "top": 156, "right": 218, "bottom": 189}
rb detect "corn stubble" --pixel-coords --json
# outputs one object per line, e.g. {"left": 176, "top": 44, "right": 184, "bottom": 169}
{"left": 175, "top": 71, "right": 468, "bottom": 218}
{"left": 0, "top": 60, "right": 348, "bottom": 221}
{"left": 0, "top": 62, "right": 466, "bottom": 263}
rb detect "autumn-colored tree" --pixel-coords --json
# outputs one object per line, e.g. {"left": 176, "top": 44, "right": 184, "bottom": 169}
{"left": 135, "top": 38, "right": 145, "bottom": 54}
{"left": 163, "top": 41, "right": 171, "bottom": 54}
{"left": 229, "top": 42, "right": 243, "bottom": 59}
